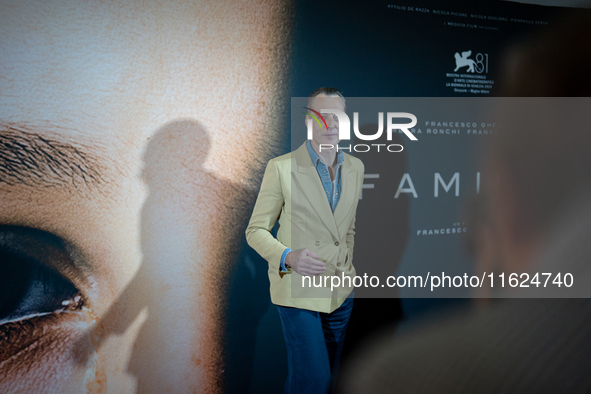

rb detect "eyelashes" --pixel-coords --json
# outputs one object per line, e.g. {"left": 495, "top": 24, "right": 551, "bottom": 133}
{"left": 0, "top": 248, "right": 82, "bottom": 322}
{"left": 0, "top": 226, "right": 97, "bottom": 392}
{"left": 0, "top": 226, "right": 87, "bottom": 324}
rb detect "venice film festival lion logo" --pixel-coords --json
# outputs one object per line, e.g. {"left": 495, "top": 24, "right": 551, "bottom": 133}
{"left": 454, "top": 50, "right": 476, "bottom": 72}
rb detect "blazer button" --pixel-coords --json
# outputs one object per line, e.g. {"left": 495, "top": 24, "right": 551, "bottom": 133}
{"left": 315, "top": 241, "right": 320, "bottom": 246}
{"left": 334, "top": 241, "right": 339, "bottom": 246}
{"left": 337, "top": 262, "right": 342, "bottom": 267}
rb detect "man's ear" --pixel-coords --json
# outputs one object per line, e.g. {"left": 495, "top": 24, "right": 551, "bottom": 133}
{"left": 304, "top": 114, "right": 310, "bottom": 128}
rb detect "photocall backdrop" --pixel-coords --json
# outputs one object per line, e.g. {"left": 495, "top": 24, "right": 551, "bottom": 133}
{"left": 231, "top": 1, "right": 572, "bottom": 392}
{"left": 0, "top": 0, "right": 578, "bottom": 393}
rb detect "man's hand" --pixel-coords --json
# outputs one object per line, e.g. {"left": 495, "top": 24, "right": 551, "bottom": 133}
{"left": 286, "top": 249, "right": 326, "bottom": 276}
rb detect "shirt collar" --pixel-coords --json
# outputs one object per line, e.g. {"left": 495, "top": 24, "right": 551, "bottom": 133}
{"left": 306, "top": 140, "right": 344, "bottom": 168}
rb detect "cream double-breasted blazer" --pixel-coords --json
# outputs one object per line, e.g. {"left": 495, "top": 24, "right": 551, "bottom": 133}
{"left": 246, "top": 142, "right": 364, "bottom": 313}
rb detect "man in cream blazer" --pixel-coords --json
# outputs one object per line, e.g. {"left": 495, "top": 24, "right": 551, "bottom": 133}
{"left": 246, "top": 88, "right": 364, "bottom": 393}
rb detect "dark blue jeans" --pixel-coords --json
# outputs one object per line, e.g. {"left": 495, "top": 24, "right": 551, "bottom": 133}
{"left": 277, "top": 295, "right": 354, "bottom": 394}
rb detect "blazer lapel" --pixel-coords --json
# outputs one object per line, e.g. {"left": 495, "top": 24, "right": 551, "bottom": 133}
{"left": 334, "top": 156, "right": 358, "bottom": 230}
{"left": 291, "top": 143, "right": 340, "bottom": 239}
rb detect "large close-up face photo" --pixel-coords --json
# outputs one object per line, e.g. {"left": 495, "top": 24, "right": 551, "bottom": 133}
{"left": 2, "top": 0, "right": 591, "bottom": 393}
{"left": 0, "top": 0, "right": 290, "bottom": 393}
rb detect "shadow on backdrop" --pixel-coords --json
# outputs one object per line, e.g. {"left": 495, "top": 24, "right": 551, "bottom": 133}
{"left": 74, "top": 119, "right": 253, "bottom": 393}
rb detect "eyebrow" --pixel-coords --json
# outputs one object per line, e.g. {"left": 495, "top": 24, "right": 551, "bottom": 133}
{"left": 0, "top": 124, "right": 106, "bottom": 189}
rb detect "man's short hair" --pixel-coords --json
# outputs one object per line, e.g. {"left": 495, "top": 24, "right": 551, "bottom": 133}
{"left": 307, "top": 87, "right": 346, "bottom": 110}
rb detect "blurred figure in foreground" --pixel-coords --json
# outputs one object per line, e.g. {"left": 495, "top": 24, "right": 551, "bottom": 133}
{"left": 340, "top": 11, "right": 591, "bottom": 394}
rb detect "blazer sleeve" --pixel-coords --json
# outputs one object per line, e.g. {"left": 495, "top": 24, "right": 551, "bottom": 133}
{"left": 245, "top": 158, "right": 288, "bottom": 267}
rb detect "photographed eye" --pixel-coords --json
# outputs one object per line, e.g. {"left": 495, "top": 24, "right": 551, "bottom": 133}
{"left": 0, "top": 226, "right": 86, "bottom": 323}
